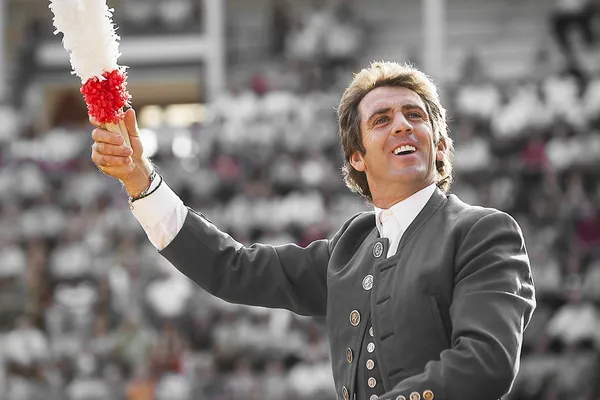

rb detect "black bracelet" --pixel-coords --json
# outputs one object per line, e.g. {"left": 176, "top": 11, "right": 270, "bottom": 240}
{"left": 128, "top": 171, "right": 161, "bottom": 209}
{"left": 141, "top": 173, "right": 163, "bottom": 199}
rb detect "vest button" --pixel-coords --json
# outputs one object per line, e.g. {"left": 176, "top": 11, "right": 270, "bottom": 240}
{"left": 349, "top": 310, "right": 361, "bottom": 326}
{"left": 367, "top": 342, "right": 375, "bottom": 353}
{"left": 368, "top": 377, "right": 377, "bottom": 388}
{"left": 373, "top": 241, "right": 384, "bottom": 258}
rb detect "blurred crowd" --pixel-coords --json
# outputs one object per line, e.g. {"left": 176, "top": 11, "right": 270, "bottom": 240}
{"left": 117, "top": 0, "right": 203, "bottom": 35}
{"left": 267, "top": 0, "right": 366, "bottom": 89}
{"left": 0, "top": 1, "right": 600, "bottom": 400}
{"left": 1, "top": 61, "right": 600, "bottom": 399}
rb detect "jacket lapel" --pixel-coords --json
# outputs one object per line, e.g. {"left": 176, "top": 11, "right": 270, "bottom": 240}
{"left": 397, "top": 188, "right": 447, "bottom": 252}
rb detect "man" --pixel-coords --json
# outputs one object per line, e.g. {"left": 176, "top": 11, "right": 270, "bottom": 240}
{"left": 90, "top": 61, "right": 536, "bottom": 400}
{"left": 550, "top": 0, "right": 595, "bottom": 59}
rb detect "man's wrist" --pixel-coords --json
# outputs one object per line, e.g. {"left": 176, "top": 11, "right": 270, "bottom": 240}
{"left": 122, "top": 159, "right": 154, "bottom": 198}
{"left": 126, "top": 170, "right": 161, "bottom": 210}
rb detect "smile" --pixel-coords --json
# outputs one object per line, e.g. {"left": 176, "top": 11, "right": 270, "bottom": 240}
{"left": 393, "top": 145, "right": 416, "bottom": 155}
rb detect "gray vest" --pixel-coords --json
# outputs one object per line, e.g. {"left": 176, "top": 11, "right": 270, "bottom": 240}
{"left": 353, "top": 237, "right": 398, "bottom": 400}
{"left": 355, "top": 315, "right": 385, "bottom": 400}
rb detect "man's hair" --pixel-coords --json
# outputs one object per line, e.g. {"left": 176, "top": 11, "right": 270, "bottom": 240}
{"left": 337, "top": 61, "right": 454, "bottom": 202}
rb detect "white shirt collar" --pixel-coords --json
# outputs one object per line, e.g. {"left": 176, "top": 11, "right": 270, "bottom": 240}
{"left": 374, "top": 184, "right": 437, "bottom": 236}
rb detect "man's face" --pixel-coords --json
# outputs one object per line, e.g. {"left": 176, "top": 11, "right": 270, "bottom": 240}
{"left": 350, "top": 86, "right": 446, "bottom": 206}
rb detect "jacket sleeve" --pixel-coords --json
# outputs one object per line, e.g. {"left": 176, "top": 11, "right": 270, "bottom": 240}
{"left": 382, "top": 211, "right": 536, "bottom": 400}
{"left": 159, "top": 208, "right": 358, "bottom": 317}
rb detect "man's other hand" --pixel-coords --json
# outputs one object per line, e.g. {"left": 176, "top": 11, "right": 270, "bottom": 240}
{"left": 90, "top": 108, "right": 153, "bottom": 198}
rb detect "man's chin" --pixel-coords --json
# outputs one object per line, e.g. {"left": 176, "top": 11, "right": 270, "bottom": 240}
{"left": 391, "top": 170, "right": 435, "bottom": 187}
{"left": 389, "top": 166, "right": 424, "bottom": 180}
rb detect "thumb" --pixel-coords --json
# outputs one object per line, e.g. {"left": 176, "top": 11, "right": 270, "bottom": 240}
{"left": 123, "top": 108, "right": 144, "bottom": 158}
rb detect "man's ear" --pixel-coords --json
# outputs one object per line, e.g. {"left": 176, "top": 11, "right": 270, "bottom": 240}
{"left": 436, "top": 138, "right": 448, "bottom": 162}
{"left": 349, "top": 151, "right": 366, "bottom": 172}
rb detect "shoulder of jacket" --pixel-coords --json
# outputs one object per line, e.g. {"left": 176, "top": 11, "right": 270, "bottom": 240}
{"left": 344, "top": 211, "right": 375, "bottom": 232}
{"left": 328, "top": 211, "right": 375, "bottom": 256}
{"left": 446, "top": 194, "right": 519, "bottom": 231}
{"left": 330, "top": 211, "right": 374, "bottom": 243}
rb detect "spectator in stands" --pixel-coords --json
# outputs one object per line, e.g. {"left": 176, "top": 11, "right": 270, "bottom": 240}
{"left": 121, "top": 0, "right": 201, "bottom": 34}
{"left": 13, "top": 20, "right": 43, "bottom": 108}
{"left": 262, "top": 358, "right": 288, "bottom": 400}
{"left": 65, "top": 352, "right": 112, "bottom": 400}
{"left": 550, "top": 0, "right": 596, "bottom": 60}
{"left": 3, "top": 315, "right": 50, "bottom": 397}
{"left": 270, "top": 0, "right": 293, "bottom": 57}
{"left": 452, "top": 119, "right": 492, "bottom": 174}
{"left": 0, "top": 240, "right": 28, "bottom": 330}
{"left": 285, "top": 0, "right": 365, "bottom": 89}
{"left": 322, "top": 0, "right": 364, "bottom": 83}
{"left": 126, "top": 364, "right": 155, "bottom": 400}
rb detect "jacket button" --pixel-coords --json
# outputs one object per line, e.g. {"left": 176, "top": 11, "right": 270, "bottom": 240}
{"left": 410, "top": 392, "right": 421, "bottom": 400}
{"left": 369, "top": 327, "right": 374, "bottom": 337}
{"left": 373, "top": 241, "right": 384, "bottom": 258}
{"left": 396, "top": 396, "right": 406, "bottom": 400}
{"left": 362, "top": 274, "right": 374, "bottom": 290}
{"left": 366, "top": 359, "right": 374, "bottom": 370}
{"left": 370, "top": 395, "right": 378, "bottom": 400}
{"left": 349, "top": 310, "right": 361, "bottom": 326}
{"left": 342, "top": 386, "right": 349, "bottom": 400}
{"left": 368, "top": 377, "right": 377, "bottom": 388}
{"left": 423, "top": 390, "right": 434, "bottom": 400}
{"left": 367, "top": 342, "right": 375, "bottom": 353}
{"left": 346, "top": 348, "right": 353, "bottom": 363}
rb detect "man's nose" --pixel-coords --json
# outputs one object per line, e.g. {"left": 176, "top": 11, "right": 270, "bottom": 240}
{"left": 391, "top": 113, "right": 413, "bottom": 135}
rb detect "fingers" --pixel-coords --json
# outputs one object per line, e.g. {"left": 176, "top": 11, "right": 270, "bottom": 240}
{"left": 124, "top": 108, "right": 139, "bottom": 138}
{"left": 92, "top": 142, "right": 133, "bottom": 157}
{"left": 92, "top": 128, "right": 125, "bottom": 145}
{"left": 91, "top": 151, "right": 133, "bottom": 167}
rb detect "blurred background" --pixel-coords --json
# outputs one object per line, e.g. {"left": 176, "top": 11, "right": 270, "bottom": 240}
{"left": 0, "top": 0, "right": 599, "bottom": 399}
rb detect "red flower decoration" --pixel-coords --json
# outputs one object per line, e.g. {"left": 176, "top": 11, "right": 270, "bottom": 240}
{"left": 80, "top": 69, "right": 131, "bottom": 124}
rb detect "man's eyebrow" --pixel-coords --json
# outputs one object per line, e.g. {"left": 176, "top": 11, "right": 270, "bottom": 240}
{"left": 366, "top": 107, "right": 392, "bottom": 122}
{"left": 402, "top": 103, "right": 428, "bottom": 113}
{"left": 366, "top": 103, "right": 428, "bottom": 122}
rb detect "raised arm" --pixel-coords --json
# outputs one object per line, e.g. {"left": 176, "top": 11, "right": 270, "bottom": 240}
{"left": 90, "top": 109, "right": 351, "bottom": 317}
{"left": 159, "top": 207, "right": 339, "bottom": 316}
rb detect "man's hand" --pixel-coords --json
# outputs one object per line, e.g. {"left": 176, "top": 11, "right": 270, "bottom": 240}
{"left": 90, "top": 108, "right": 153, "bottom": 198}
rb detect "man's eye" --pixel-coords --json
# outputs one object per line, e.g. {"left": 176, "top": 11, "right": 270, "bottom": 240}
{"left": 375, "top": 116, "right": 390, "bottom": 125}
{"left": 407, "top": 112, "right": 423, "bottom": 119}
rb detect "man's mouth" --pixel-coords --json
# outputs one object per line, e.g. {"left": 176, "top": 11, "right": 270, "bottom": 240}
{"left": 393, "top": 145, "right": 417, "bottom": 155}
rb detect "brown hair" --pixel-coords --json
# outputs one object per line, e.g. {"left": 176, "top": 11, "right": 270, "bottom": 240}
{"left": 337, "top": 61, "right": 454, "bottom": 202}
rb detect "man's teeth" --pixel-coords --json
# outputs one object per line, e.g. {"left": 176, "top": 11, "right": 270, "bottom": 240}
{"left": 393, "top": 145, "right": 416, "bottom": 155}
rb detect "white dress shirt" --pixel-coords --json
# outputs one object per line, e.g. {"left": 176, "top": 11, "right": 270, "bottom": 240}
{"left": 374, "top": 184, "right": 437, "bottom": 258}
{"left": 131, "top": 177, "right": 436, "bottom": 253}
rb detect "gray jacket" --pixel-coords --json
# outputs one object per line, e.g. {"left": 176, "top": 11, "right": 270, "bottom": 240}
{"left": 160, "top": 188, "right": 536, "bottom": 400}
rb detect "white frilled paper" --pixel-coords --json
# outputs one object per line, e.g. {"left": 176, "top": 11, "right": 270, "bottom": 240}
{"left": 49, "top": 0, "right": 122, "bottom": 83}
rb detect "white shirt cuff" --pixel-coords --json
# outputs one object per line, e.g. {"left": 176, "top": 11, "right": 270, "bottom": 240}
{"left": 130, "top": 179, "right": 188, "bottom": 250}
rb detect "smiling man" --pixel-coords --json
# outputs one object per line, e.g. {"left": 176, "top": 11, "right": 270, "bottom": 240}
{"left": 90, "top": 61, "right": 536, "bottom": 400}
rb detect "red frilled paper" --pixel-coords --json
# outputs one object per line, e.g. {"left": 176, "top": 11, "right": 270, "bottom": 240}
{"left": 80, "top": 69, "right": 131, "bottom": 125}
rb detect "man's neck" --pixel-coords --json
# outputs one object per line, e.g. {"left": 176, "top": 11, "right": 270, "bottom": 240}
{"left": 372, "top": 181, "right": 434, "bottom": 209}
